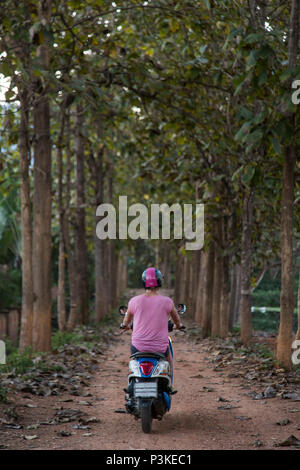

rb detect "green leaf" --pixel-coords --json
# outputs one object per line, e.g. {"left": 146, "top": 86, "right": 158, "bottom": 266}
{"left": 258, "top": 69, "right": 267, "bottom": 85}
{"left": 0, "top": 62, "right": 12, "bottom": 77}
{"left": 234, "top": 122, "right": 251, "bottom": 142}
{"left": 233, "top": 75, "right": 248, "bottom": 96}
{"left": 238, "top": 106, "right": 253, "bottom": 120}
{"left": 232, "top": 166, "right": 244, "bottom": 182}
{"left": 247, "top": 129, "right": 263, "bottom": 145}
{"left": 270, "top": 135, "right": 281, "bottom": 155}
{"left": 242, "top": 166, "right": 255, "bottom": 186}
{"left": 253, "top": 110, "right": 267, "bottom": 125}
{"left": 246, "top": 50, "right": 258, "bottom": 70}
{"left": 5, "top": 90, "right": 14, "bottom": 101}
{"left": 279, "top": 68, "right": 293, "bottom": 83}
{"left": 244, "top": 32, "right": 265, "bottom": 44}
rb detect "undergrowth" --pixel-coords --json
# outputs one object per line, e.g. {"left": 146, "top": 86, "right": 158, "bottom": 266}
{"left": 0, "top": 310, "right": 120, "bottom": 402}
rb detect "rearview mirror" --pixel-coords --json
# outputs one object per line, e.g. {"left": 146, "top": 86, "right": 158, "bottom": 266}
{"left": 176, "top": 304, "right": 186, "bottom": 315}
{"left": 119, "top": 306, "right": 128, "bottom": 316}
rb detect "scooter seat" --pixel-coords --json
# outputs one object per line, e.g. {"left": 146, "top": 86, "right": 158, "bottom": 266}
{"left": 130, "top": 352, "right": 166, "bottom": 360}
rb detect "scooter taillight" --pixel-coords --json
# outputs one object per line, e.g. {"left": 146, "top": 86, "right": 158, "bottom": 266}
{"left": 139, "top": 361, "right": 154, "bottom": 376}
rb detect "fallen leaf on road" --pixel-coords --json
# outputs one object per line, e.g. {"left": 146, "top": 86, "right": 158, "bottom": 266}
{"left": 24, "top": 435, "right": 38, "bottom": 440}
{"left": 218, "top": 404, "right": 240, "bottom": 410}
{"left": 72, "top": 424, "right": 90, "bottom": 430}
{"left": 57, "top": 430, "right": 72, "bottom": 437}
{"left": 248, "top": 391, "right": 264, "bottom": 400}
{"left": 54, "top": 408, "right": 88, "bottom": 423}
{"left": 79, "top": 416, "right": 100, "bottom": 424}
{"left": 275, "top": 435, "right": 300, "bottom": 447}
{"left": 276, "top": 418, "right": 290, "bottom": 426}
{"left": 26, "top": 424, "right": 40, "bottom": 430}
{"left": 201, "top": 386, "right": 215, "bottom": 392}
{"left": 263, "top": 386, "right": 276, "bottom": 398}
{"left": 254, "top": 440, "right": 264, "bottom": 447}
{"left": 3, "top": 423, "right": 23, "bottom": 429}
{"left": 282, "top": 392, "right": 300, "bottom": 401}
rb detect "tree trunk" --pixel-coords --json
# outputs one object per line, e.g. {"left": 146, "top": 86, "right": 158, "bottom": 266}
{"left": 181, "top": 255, "right": 188, "bottom": 303}
{"left": 174, "top": 252, "right": 181, "bottom": 301}
{"left": 240, "top": 191, "right": 254, "bottom": 345}
{"left": 121, "top": 249, "right": 127, "bottom": 293}
{"left": 115, "top": 253, "right": 122, "bottom": 301}
{"left": 276, "top": 144, "right": 296, "bottom": 367}
{"left": 296, "top": 273, "right": 300, "bottom": 340}
{"left": 194, "top": 250, "right": 204, "bottom": 324}
{"left": 163, "top": 243, "right": 173, "bottom": 290}
{"left": 32, "top": 0, "right": 52, "bottom": 352}
{"left": 228, "top": 264, "right": 239, "bottom": 330}
{"left": 74, "top": 104, "right": 89, "bottom": 325}
{"left": 107, "top": 161, "right": 117, "bottom": 310}
{"left": 201, "top": 244, "right": 214, "bottom": 337}
{"left": 93, "top": 146, "right": 107, "bottom": 323}
{"left": 155, "top": 244, "right": 160, "bottom": 267}
{"left": 191, "top": 251, "right": 200, "bottom": 320}
{"left": 220, "top": 219, "right": 230, "bottom": 338}
{"left": 234, "top": 264, "right": 241, "bottom": 325}
{"left": 65, "top": 111, "right": 78, "bottom": 332}
{"left": 276, "top": 0, "right": 298, "bottom": 368}
{"left": 57, "top": 107, "right": 66, "bottom": 332}
{"left": 211, "top": 220, "right": 222, "bottom": 337}
{"left": 184, "top": 256, "right": 191, "bottom": 310}
{"left": 19, "top": 87, "right": 34, "bottom": 352}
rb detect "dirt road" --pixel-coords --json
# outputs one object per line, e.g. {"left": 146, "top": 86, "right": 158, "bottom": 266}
{"left": 2, "top": 321, "right": 300, "bottom": 450}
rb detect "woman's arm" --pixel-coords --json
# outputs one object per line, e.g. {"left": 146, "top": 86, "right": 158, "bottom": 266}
{"left": 170, "top": 303, "right": 183, "bottom": 329}
{"left": 121, "top": 309, "right": 133, "bottom": 330}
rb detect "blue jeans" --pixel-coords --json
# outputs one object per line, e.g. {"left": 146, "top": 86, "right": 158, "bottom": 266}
{"left": 130, "top": 343, "right": 170, "bottom": 358}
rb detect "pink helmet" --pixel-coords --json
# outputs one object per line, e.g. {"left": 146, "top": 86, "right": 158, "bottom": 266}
{"left": 142, "top": 267, "right": 163, "bottom": 288}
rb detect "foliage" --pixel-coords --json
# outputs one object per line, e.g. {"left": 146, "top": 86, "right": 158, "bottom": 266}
{"left": 0, "top": 384, "right": 8, "bottom": 403}
{"left": 252, "top": 310, "right": 298, "bottom": 333}
{"left": 0, "top": 1, "right": 299, "bottom": 354}
{"left": 1, "top": 345, "right": 36, "bottom": 375}
{"left": 0, "top": 269, "right": 21, "bottom": 310}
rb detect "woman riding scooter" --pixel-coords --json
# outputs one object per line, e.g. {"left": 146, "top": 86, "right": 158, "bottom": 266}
{"left": 120, "top": 267, "right": 183, "bottom": 387}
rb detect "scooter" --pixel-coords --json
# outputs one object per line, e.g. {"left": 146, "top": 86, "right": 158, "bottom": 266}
{"left": 119, "top": 304, "right": 186, "bottom": 433}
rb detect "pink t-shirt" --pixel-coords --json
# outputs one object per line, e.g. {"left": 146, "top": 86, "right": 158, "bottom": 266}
{"left": 128, "top": 294, "right": 173, "bottom": 353}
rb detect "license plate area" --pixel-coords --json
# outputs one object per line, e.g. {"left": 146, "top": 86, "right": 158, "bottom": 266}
{"left": 134, "top": 381, "right": 158, "bottom": 398}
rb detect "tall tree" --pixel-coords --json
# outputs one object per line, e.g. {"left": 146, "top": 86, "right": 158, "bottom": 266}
{"left": 19, "top": 84, "right": 34, "bottom": 351}
{"left": 240, "top": 190, "right": 254, "bottom": 345}
{"left": 73, "top": 104, "right": 89, "bottom": 326}
{"left": 32, "top": 0, "right": 52, "bottom": 352}
{"left": 57, "top": 104, "right": 67, "bottom": 332}
{"left": 276, "top": 0, "right": 299, "bottom": 368}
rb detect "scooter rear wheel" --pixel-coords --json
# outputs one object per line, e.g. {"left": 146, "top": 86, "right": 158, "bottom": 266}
{"left": 141, "top": 403, "right": 152, "bottom": 434}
